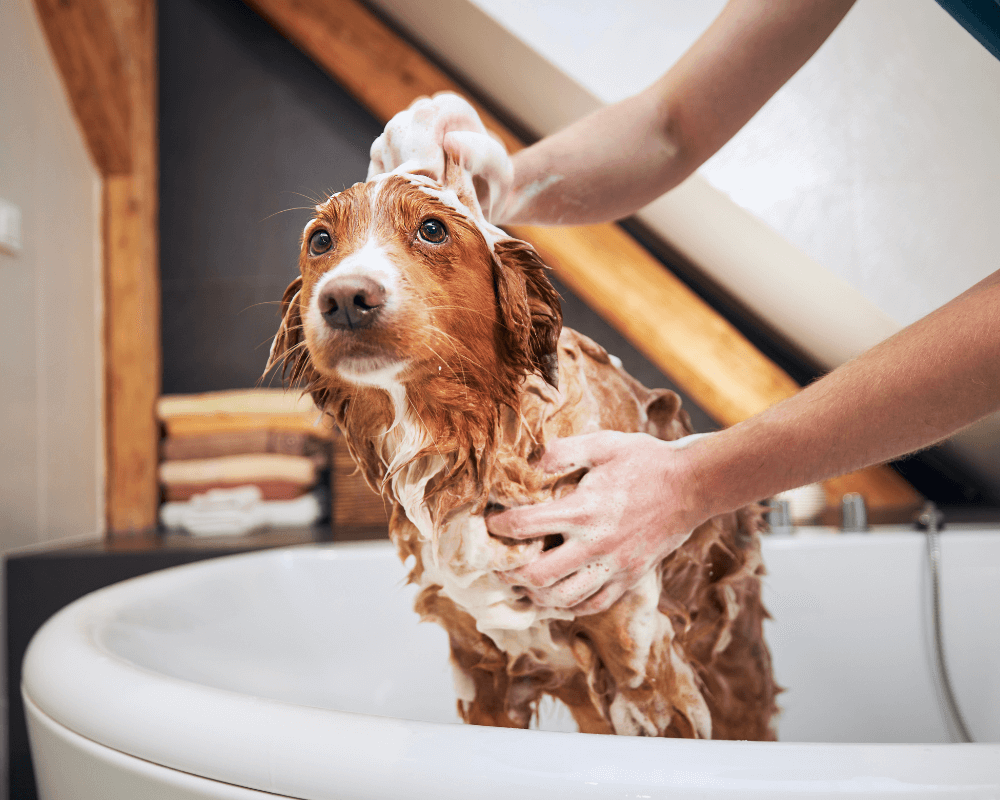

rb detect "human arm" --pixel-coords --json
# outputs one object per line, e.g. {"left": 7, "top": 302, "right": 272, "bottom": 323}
{"left": 488, "top": 269, "right": 1000, "bottom": 613}
{"left": 495, "top": 0, "right": 858, "bottom": 225}
{"left": 367, "top": 1, "right": 858, "bottom": 225}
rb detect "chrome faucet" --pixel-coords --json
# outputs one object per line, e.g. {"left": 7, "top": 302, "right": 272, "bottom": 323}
{"left": 840, "top": 492, "right": 869, "bottom": 532}
{"left": 767, "top": 499, "right": 794, "bottom": 536}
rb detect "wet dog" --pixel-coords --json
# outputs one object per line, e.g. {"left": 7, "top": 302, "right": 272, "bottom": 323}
{"left": 268, "top": 157, "right": 778, "bottom": 739}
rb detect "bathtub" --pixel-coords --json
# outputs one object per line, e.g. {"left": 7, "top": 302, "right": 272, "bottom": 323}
{"left": 22, "top": 529, "right": 1000, "bottom": 799}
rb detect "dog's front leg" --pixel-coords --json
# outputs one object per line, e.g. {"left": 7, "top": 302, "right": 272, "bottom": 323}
{"left": 574, "top": 571, "right": 712, "bottom": 738}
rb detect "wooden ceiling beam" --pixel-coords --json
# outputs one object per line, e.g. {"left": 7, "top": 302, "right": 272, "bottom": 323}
{"left": 244, "top": 0, "right": 920, "bottom": 511}
{"left": 101, "top": 0, "right": 160, "bottom": 534}
{"left": 33, "top": 0, "right": 133, "bottom": 175}
{"left": 243, "top": 0, "right": 522, "bottom": 156}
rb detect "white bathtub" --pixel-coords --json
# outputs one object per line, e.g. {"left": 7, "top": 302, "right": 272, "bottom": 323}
{"left": 22, "top": 530, "right": 1000, "bottom": 799}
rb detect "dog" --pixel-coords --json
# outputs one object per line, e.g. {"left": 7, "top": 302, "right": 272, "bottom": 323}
{"left": 267, "top": 145, "right": 779, "bottom": 740}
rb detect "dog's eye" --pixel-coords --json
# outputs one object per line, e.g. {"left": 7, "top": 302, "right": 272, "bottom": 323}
{"left": 418, "top": 219, "right": 447, "bottom": 244}
{"left": 308, "top": 229, "right": 333, "bottom": 256}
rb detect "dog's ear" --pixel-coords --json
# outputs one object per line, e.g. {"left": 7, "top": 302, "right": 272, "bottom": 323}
{"left": 645, "top": 389, "right": 694, "bottom": 441}
{"left": 265, "top": 275, "right": 309, "bottom": 383}
{"left": 493, "top": 239, "right": 562, "bottom": 387}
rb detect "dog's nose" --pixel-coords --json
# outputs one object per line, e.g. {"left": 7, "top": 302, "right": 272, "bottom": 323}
{"left": 317, "top": 275, "right": 388, "bottom": 330}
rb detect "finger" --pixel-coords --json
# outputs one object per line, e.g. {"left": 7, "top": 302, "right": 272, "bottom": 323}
{"left": 486, "top": 497, "right": 584, "bottom": 540}
{"left": 485, "top": 536, "right": 542, "bottom": 572}
{"left": 443, "top": 132, "right": 512, "bottom": 222}
{"left": 430, "top": 92, "right": 488, "bottom": 135}
{"left": 367, "top": 134, "right": 388, "bottom": 180}
{"left": 536, "top": 431, "right": 623, "bottom": 475}
{"left": 499, "top": 539, "right": 590, "bottom": 589}
{"left": 524, "top": 568, "right": 605, "bottom": 609}
{"left": 570, "top": 581, "right": 625, "bottom": 616}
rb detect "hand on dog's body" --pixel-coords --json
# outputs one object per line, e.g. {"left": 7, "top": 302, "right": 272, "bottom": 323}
{"left": 488, "top": 431, "right": 707, "bottom": 615}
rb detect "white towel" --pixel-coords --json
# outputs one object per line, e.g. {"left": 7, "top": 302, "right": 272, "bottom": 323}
{"left": 159, "top": 486, "right": 323, "bottom": 537}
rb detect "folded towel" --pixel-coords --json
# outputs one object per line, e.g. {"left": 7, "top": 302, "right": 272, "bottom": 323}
{"left": 158, "top": 389, "right": 332, "bottom": 440}
{"left": 160, "top": 430, "right": 328, "bottom": 464}
{"left": 157, "top": 389, "right": 318, "bottom": 418}
{"left": 163, "top": 480, "right": 312, "bottom": 503}
{"left": 159, "top": 453, "right": 316, "bottom": 486}
{"left": 159, "top": 486, "right": 324, "bottom": 536}
{"left": 162, "top": 412, "right": 332, "bottom": 440}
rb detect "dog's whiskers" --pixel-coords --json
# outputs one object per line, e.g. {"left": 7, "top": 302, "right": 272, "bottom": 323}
{"left": 258, "top": 206, "right": 316, "bottom": 223}
{"left": 427, "top": 326, "right": 488, "bottom": 374}
{"left": 423, "top": 304, "right": 517, "bottom": 334}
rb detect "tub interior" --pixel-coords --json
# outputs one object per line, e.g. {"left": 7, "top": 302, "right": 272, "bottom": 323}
{"left": 95, "top": 532, "right": 1000, "bottom": 743}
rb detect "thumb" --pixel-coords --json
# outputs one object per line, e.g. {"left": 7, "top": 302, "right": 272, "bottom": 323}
{"left": 443, "top": 130, "right": 512, "bottom": 221}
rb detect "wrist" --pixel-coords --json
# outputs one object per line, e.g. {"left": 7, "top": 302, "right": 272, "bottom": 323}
{"left": 659, "top": 434, "right": 718, "bottom": 533}
{"left": 493, "top": 154, "right": 535, "bottom": 226}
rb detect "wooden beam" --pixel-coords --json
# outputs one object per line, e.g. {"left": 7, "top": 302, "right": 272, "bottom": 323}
{"left": 103, "top": 175, "right": 159, "bottom": 532}
{"left": 102, "top": 0, "right": 160, "bottom": 533}
{"left": 511, "top": 224, "right": 800, "bottom": 427}
{"left": 244, "top": 0, "right": 521, "bottom": 156}
{"left": 32, "top": 0, "right": 132, "bottom": 175}
{"left": 244, "top": 0, "right": 920, "bottom": 511}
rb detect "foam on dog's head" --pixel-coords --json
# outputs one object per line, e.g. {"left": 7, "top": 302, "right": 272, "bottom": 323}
{"left": 367, "top": 92, "right": 513, "bottom": 237}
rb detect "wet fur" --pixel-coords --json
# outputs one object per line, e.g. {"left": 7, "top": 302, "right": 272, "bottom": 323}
{"left": 268, "top": 174, "right": 779, "bottom": 739}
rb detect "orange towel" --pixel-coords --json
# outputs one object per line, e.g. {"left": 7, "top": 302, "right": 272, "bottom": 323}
{"left": 160, "top": 430, "right": 329, "bottom": 466}
{"left": 162, "top": 412, "right": 331, "bottom": 440}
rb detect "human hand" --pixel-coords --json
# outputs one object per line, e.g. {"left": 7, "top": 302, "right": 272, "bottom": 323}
{"left": 486, "top": 431, "right": 711, "bottom": 615}
{"left": 366, "top": 92, "right": 514, "bottom": 222}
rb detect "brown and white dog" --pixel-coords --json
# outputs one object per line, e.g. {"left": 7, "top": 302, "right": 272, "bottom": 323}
{"left": 268, "top": 149, "right": 779, "bottom": 740}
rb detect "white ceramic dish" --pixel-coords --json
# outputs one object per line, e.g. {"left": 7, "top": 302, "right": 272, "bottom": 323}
{"left": 23, "top": 531, "right": 1000, "bottom": 799}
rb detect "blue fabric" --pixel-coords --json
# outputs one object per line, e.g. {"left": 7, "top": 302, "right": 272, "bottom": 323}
{"left": 935, "top": 0, "right": 1000, "bottom": 61}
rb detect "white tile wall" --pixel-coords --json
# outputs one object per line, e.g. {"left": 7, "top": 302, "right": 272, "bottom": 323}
{"left": 0, "top": 0, "right": 104, "bottom": 551}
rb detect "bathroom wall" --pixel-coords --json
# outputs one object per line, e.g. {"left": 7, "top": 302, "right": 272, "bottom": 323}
{"left": 158, "top": 0, "right": 385, "bottom": 394}
{"left": 0, "top": 0, "right": 104, "bottom": 551}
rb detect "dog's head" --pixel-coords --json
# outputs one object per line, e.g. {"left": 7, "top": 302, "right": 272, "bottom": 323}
{"left": 267, "top": 170, "right": 562, "bottom": 444}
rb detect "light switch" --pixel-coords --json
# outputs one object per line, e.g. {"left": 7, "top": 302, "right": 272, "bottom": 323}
{"left": 0, "top": 197, "right": 22, "bottom": 256}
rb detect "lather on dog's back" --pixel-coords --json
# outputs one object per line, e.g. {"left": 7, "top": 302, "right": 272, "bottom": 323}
{"left": 268, "top": 135, "right": 778, "bottom": 739}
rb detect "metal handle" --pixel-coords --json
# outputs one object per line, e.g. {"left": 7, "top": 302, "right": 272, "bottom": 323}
{"left": 840, "top": 492, "right": 869, "bottom": 533}
{"left": 767, "top": 499, "right": 794, "bottom": 536}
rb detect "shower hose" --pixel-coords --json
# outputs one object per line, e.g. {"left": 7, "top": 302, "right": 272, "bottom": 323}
{"left": 919, "top": 502, "right": 974, "bottom": 743}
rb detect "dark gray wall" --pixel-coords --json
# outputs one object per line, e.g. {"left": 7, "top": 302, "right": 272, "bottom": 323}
{"left": 158, "top": 0, "right": 716, "bottom": 432}
{"left": 159, "top": 0, "right": 383, "bottom": 393}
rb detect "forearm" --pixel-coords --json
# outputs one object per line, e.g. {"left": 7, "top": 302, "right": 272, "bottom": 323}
{"left": 497, "top": 0, "right": 857, "bottom": 226}
{"left": 498, "top": 90, "right": 690, "bottom": 225}
{"left": 683, "top": 271, "right": 1000, "bottom": 519}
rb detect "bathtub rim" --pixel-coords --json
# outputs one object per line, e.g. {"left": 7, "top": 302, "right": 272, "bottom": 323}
{"left": 23, "top": 693, "right": 286, "bottom": 799}
{"left": 22, "top": 539, "right": 1000, "bottom": 800}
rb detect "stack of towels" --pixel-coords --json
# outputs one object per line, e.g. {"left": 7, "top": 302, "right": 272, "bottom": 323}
{"left": 157, "top": 389, "right": 331, "bottom": 536}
